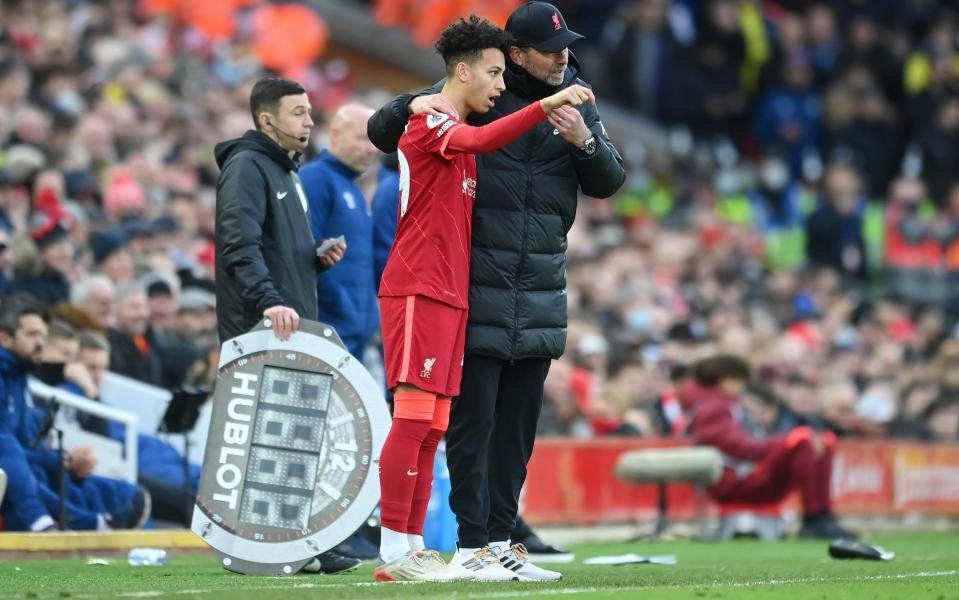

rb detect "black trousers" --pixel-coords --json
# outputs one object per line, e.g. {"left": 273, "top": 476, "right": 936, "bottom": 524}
{"left": 446, "top": 355, "right": 550, "bottom": 548}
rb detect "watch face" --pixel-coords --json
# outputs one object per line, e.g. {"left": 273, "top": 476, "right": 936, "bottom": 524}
{"left": 192, "top": 321, "right": 388, "bottom": 575}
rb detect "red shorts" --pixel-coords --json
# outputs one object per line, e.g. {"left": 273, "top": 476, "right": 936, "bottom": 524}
{"left": 380, "top": 295, "right": 468, "bottom": 397}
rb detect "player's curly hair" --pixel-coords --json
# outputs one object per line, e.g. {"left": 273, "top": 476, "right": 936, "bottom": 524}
{"left": 693, "top": 354, "right": 751, "bottom": 388}
{"left": 435, "top": 15, "right": 513, "bottom": 76}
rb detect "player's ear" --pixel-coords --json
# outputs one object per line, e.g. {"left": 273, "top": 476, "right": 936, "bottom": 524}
{"left": 455, "top": 61, "right": 470, "bottom": 83}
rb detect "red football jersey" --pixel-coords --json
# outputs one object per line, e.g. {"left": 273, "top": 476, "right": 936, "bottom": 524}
{"left": 379, "top": 112, "right": 476, "bottom": 309}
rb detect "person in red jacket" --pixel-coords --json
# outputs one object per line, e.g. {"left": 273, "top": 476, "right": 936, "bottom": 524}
{"left": 685, "top": 355, "right": 855, "bottom": 539}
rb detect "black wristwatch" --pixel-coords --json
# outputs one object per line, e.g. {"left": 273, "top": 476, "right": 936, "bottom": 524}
{"left": 578, "top": 136, "right": 597, "bottom": 156}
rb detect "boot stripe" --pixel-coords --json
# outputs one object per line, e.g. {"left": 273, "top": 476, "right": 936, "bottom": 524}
{"left": 500, "top": 558, "right": 522, "bottom": 571}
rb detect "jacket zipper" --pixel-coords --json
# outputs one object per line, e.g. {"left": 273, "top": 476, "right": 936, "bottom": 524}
{"left": 510, "top": 165, "right": 533, "bottom": 364}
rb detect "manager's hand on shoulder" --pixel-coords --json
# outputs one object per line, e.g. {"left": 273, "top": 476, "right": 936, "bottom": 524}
{"left": 263, "top": 305, "right": 300, "bottom": 341}
{"left": 410, "top": 94, "right": 459, "bottom": 120}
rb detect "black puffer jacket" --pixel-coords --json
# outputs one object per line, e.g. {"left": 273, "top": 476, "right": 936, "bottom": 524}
{"left": 214, "top": 131, "right": 324, "bottom": 342}
{"left": 368, "top": 56, "right": 625, "bottom": 360}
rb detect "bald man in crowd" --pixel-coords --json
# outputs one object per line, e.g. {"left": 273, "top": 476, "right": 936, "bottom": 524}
{"left": 300, "top": 103, "right": 382, "bottom": 359}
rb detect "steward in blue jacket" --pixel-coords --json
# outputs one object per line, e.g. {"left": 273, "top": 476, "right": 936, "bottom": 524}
{"left": 299, "top": 105, "right": 381, "bottom": 359}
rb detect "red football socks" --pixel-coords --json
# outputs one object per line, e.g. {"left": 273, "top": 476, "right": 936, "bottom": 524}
{"left": 407, "top": 398, "right": 451, "bottom": 535}
{"left": 379, "top": 391, "right": 435, "bottom": 532}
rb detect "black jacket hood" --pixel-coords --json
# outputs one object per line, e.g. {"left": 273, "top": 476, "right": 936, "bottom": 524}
{"left": 214, "top": 130, "right": 301, "bottom": 172}
{"left": 505, "top": 50, "right": 582, "bottom": 100}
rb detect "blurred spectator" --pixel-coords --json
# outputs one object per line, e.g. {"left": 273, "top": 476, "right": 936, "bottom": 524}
{"left": 805, "top": 163, "right": 867, "bottom": 281}
{"left": 835, "top": 14, "right": 902, "bottom": 106}
{"left": 11, "top": 220, "right": 72, "bottom": 306}
{"left": 171, "top": 286, "right": 217, "bottom": 352}
{"left": 883, "top": 176, "right": 943, "bottom": 306}
{"left": 601, "top": 0, "right": 676, "bottom": 118}
{"left": 145, "top": 277, "right": 178, "bottom": 336}
{"left": 818, "top": 378, "right": 861, "bottom": 437}
{"left": 758, "top": 11, "right": 806, "bottom": 91}
{"left": 748, "top": 153, "right": 807, "bottom": 269}
{"left": 107, "top": 282, "right": 164, "bottom": 387}
{"left": 62, "top": 274, "right": 115, "bottom": 331}
{"left": 915, "top": 95, "right": 959, "bottom": 206}
{"left": 890, "top": 380, "right": 939, "bottom": 439}
{"left": 751, "top": 52, "right": 821, "bottom": 177}
{"left": 663, "top": 0, "right": 747, "bottom": 138}
{"left": 824, "top": 70, "right": 901, "bottom": 197}
{"left": 90, "top": 230, "right": 134, "bottom": 285}
{"left": 539, "top": 358, "right": 590, "bottom": 437}
{"left": 805, "top": 4, "right": 841, "bottom": 85}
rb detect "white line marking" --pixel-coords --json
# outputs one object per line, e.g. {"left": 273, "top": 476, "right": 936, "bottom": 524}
{"left": 2, "top": 569, "right": 957, "bottom": 599}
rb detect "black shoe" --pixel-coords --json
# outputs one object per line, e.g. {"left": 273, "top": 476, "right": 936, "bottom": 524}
{"left": 332, "top": 532, "right": 379, "bottom": 561}
{"left": 512, "top": 531, "right": 574, "bottom": 564}
{"left": 106, "top": 486, "right": 151, "bottom": 529}
{"left": 798, "top": 513, "right": 857, "bottom": 540}
{"left": 828, "top": 538, "right": 894, "bottom": 560}
{"left": 302, "top": 550, "right": 361, "bottom": 574}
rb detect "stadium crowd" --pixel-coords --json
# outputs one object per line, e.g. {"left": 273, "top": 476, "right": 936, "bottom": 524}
{"left": 0, "top": 0, "right": 958, "bottom": 533}
{"left": 531, "top": 0, "right": 959, "bottom": 443}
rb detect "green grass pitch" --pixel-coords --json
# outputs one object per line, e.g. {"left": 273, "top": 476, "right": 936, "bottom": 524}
{"left": 1, "top": 532, "right": 957, "bottom": 599}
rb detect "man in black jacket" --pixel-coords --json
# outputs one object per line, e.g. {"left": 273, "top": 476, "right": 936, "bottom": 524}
{"left": 214, "top": 77, "right": 345, "bottom": 344}
{"left": 213, "top": 77, "right": 355, "bottom": 574}
{"left": 367, "top": 2, "right": 625, "bottom": 574}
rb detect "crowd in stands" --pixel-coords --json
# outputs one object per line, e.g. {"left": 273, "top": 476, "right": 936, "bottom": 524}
{"left": 532, "top": 0, "right": 959, "bottom": 443}
{"left": 1, "top": 0, "right": 959, "bottom": 532}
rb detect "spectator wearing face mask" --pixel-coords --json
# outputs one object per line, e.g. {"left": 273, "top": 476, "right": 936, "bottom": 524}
{"left": 749, "top": 153, "right": 808, "bottom": 270}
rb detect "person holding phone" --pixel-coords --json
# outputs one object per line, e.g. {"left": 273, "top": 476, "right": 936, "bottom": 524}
{"left": 300, "top": 103, "right": 382, "bottom": 360}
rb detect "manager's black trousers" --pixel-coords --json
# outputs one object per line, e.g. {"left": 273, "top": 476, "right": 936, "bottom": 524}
{"left": 446, "top": 355, "right": 550, "bottom": 548}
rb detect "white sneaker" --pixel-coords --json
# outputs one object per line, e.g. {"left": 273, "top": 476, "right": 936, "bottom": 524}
{"left": 497, "top": 543, "right": 562, "bottom": 581}
{"left": 451, "top": 546, "right": 525, "bottom": 582}
{"left": 374, "top": 550, "right": 461, "bottom": 582}
{"left": 420, "top": 550, "right": 476, "bottom": 582}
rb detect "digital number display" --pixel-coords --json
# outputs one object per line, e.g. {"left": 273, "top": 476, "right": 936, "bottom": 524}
{"left": 238, "top": 368, "right": 332, "bottom": 530}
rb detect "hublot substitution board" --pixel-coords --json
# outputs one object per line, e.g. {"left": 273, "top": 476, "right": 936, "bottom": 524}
{"left": 191, "top": 319, "right": 389, "bottom": 575}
